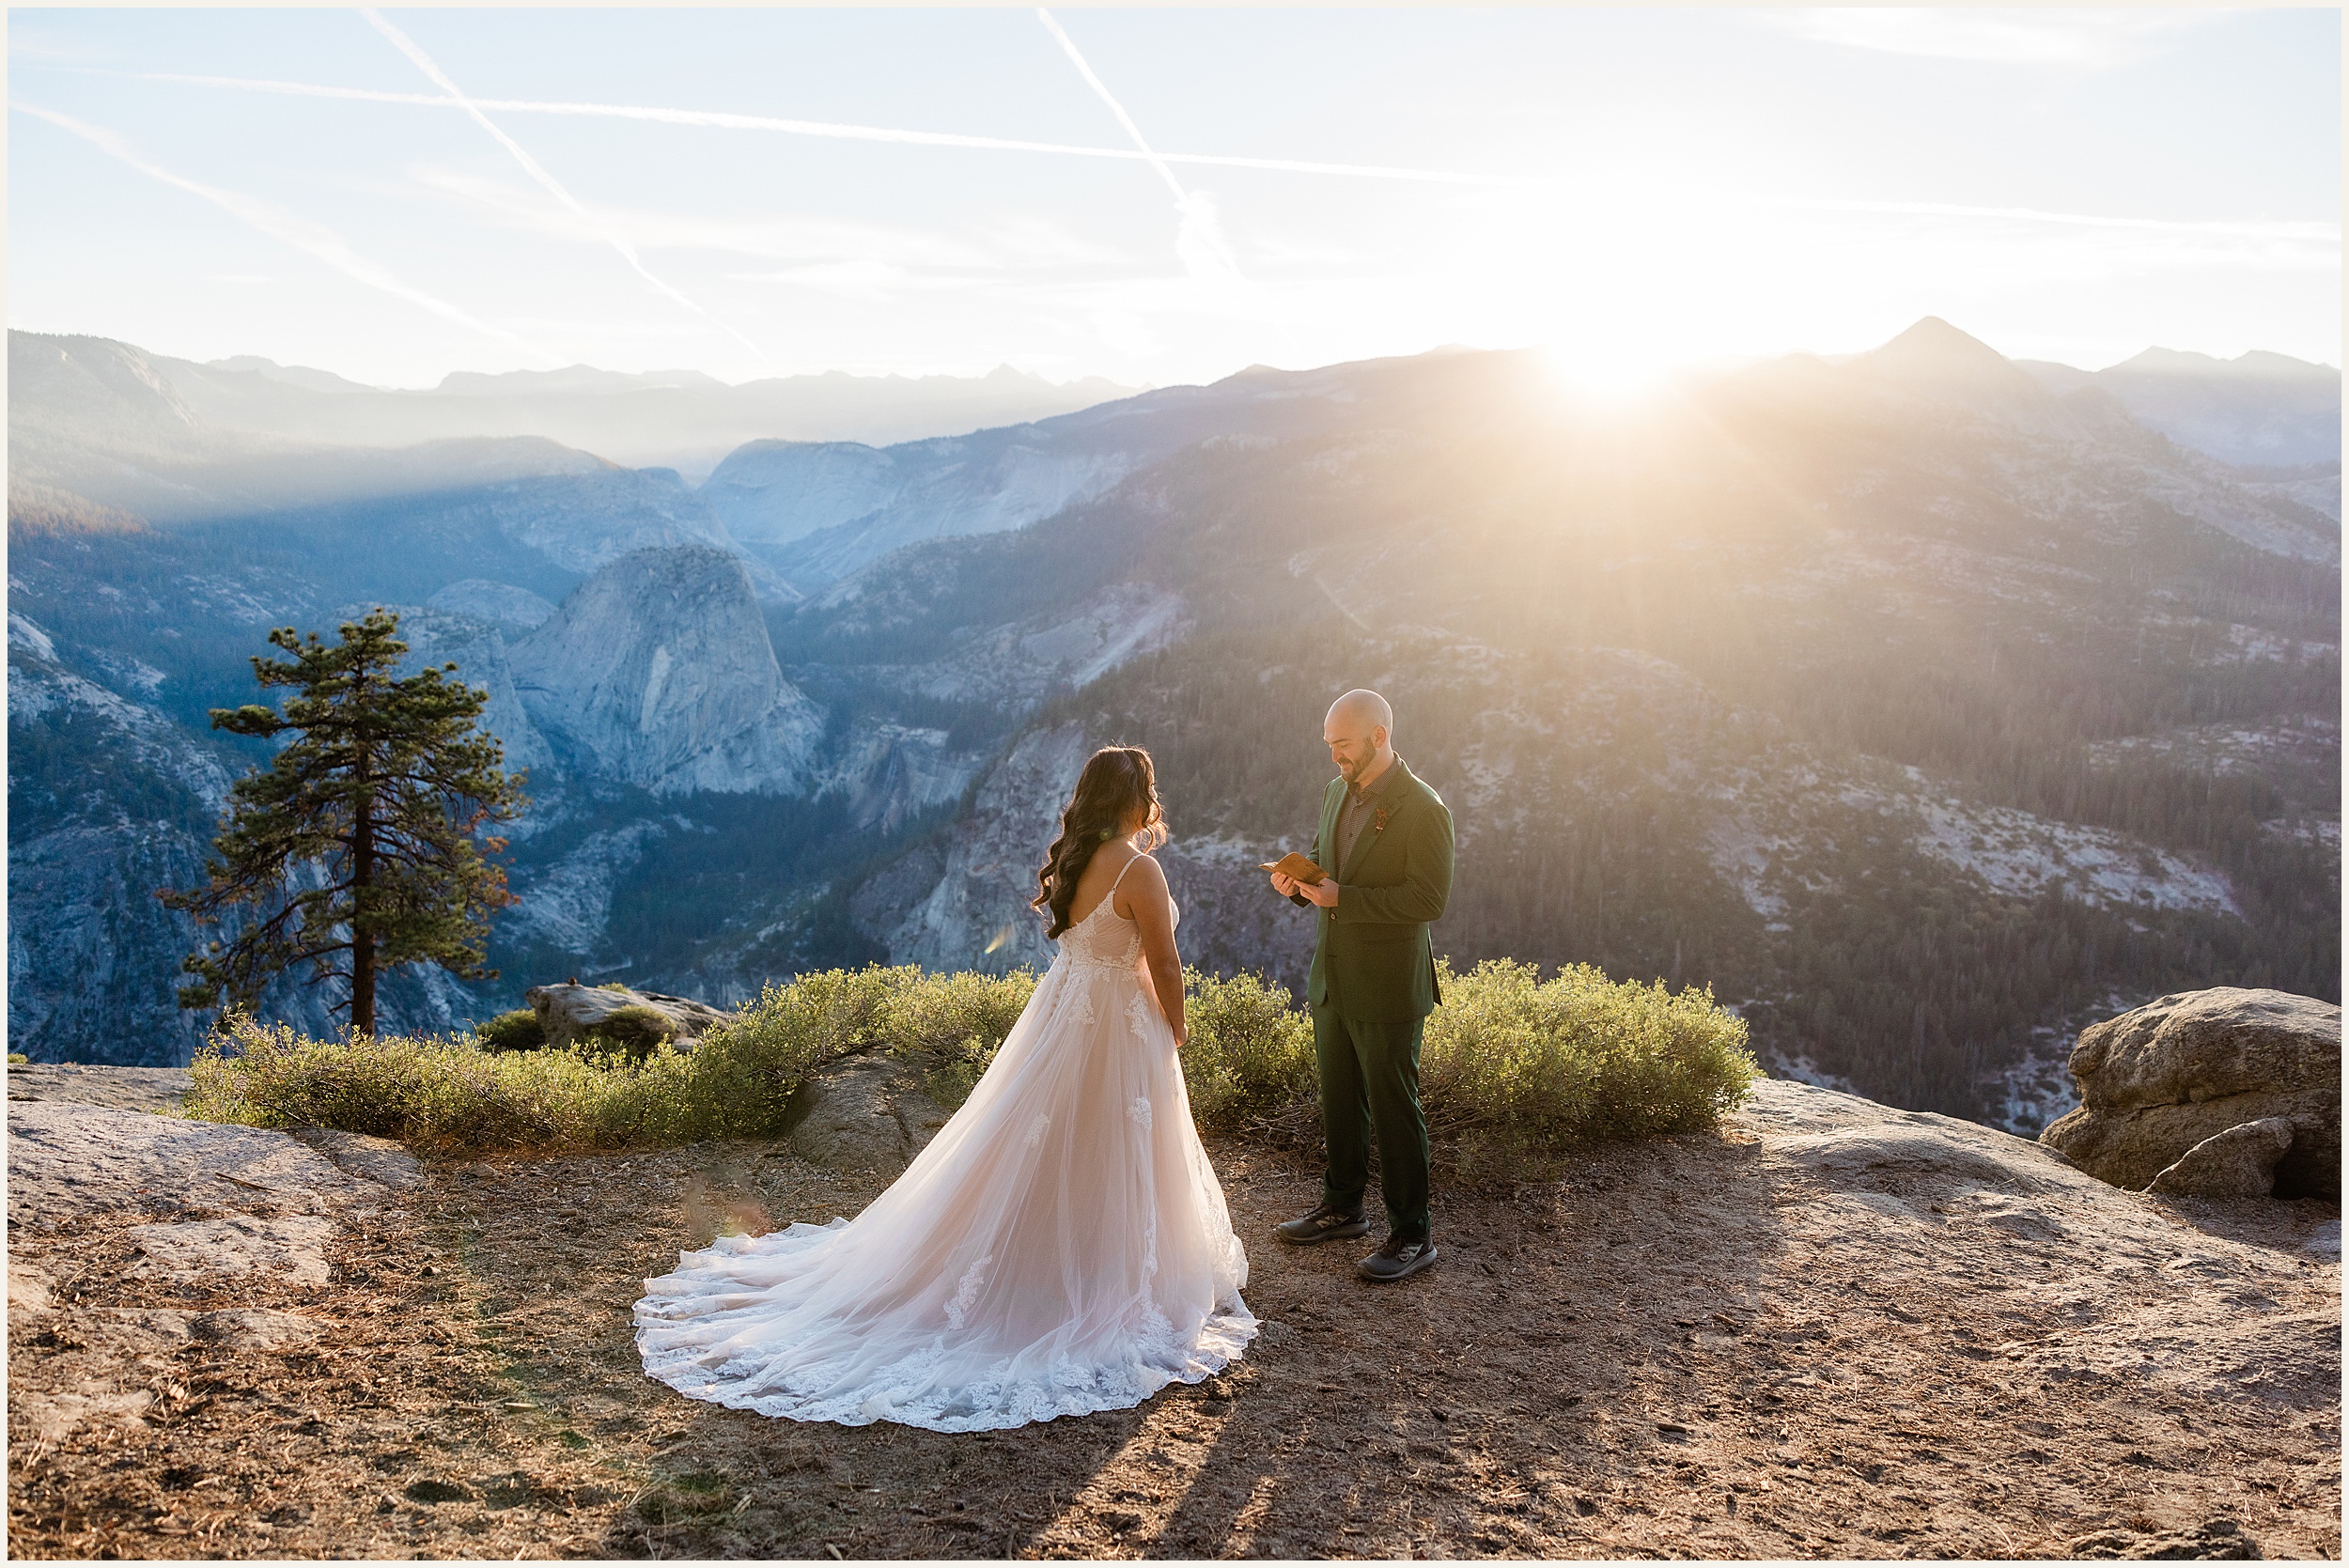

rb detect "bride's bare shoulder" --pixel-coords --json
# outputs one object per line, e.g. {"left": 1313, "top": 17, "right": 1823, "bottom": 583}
{"left": 1112, "top": 849, "right": 1170, "bottom": 912}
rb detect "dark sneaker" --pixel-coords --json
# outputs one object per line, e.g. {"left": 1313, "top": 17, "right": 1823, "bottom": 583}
{"left": 1357, "top": 1234, "right": 1439, "bottom": 1282}
{"left": 1275, "top": 1203, "right": 1371, "bottom": 1245}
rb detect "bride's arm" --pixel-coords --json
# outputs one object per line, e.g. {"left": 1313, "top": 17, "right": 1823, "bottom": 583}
{"left": 1119, "top": 855, "right": 1189, "bottom": 1048}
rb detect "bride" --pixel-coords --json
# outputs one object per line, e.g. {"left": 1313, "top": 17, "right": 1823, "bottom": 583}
{"left": 634, "top": 745, "right": 1256, "bottom": 1431}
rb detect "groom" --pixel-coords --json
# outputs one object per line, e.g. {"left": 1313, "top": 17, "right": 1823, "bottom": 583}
{"left": 1268, "top": 689, "right": 1455, "bottom": 1282}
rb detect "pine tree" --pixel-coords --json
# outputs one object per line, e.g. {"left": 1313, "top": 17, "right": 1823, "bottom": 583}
{"left": 160, "top": 609, "right": 528, "bottom": 1034}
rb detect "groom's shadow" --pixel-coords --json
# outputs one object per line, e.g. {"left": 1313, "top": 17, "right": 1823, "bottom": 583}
{"left": 1012, "top": 1130, "right": 1796, "bottom": 1559}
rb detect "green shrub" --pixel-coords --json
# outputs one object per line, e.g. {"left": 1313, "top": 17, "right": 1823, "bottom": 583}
{"left": 474, "top": 1008, "right": 545, "bottom": 1054}
{"left": 884, "top": 966, "right": 1311, "bottom": 1125}
{"left": 676, "top": 967, "right": 936, "bottom": 1140}
{"left": 879, "top": 967, "right": 1039, "bottom": 1108}
{"left": 1420, "top": 959, "right": 1759, "bottom": 1176}
{"left": 183, "top": 1015, "right": 711, "bottom": 1151}
{"left": 182, "top": 958, "right": 1756, "bottom": 1170}
{"left": 1179, "top": 969, "right": 1316, "bottom": 1134}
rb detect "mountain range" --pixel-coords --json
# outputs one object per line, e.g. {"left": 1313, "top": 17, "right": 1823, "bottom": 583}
{"left": 7, "top": 331, "right": 1137, "bottom": 500}
{"left": 8, "top": 320, "right": 2338, "bottom": 1137}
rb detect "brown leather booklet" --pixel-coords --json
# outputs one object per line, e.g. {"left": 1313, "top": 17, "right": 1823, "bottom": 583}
{"left": 1259, "top": 851, "right": 1326, "bottom": 886}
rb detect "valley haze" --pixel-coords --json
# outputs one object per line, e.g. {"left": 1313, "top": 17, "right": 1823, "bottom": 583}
{"left": 6, "top": 321, "right": 2339, "bottom": 1141}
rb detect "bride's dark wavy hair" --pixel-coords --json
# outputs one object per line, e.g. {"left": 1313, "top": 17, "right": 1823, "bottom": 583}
{"left": 1033, "top": 746, "right": 1167, "bottom": 939}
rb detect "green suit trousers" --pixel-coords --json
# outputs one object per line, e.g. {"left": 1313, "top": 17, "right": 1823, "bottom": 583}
{"left": 1312, "top": 1005, "right": 1432, "bottom": 1242}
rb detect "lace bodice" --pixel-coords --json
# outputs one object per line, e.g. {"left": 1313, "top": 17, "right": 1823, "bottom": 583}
{"left": 1054, "top": 858, "right": 1176, "bottom": 972}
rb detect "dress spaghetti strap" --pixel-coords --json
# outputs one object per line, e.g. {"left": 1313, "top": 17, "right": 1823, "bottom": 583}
{"left": 1106, "top": 851, "right": 1148, "bottom": 896}
{"left": 1070, "top": 850, "right": 1148, "bottom": 927}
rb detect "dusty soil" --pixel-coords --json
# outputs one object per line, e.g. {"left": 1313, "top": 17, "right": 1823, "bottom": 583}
{"left": 8, "top": 1082, "right": 2341, "bottom": 1560}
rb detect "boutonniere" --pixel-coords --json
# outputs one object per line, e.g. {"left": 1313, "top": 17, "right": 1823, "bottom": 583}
{"left": 1373, "top": 804, "right": 1392, "bottom": 835}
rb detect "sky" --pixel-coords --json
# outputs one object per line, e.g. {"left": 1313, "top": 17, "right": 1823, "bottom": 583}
{"left": 8, "top": 8, "right": 2340, "bottom": 391}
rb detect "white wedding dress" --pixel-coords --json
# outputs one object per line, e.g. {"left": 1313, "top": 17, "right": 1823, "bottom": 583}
{"left": 634, "top": 856, "right": 1256, "bottom": 1431}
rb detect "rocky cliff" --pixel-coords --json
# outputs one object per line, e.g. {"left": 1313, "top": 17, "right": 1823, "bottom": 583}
{"left": 509, "top": 546, "right": 823, "bottom": 797}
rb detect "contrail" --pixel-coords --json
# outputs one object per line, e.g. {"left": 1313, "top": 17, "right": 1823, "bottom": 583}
{"left": 118, "top": 69, "right": 2346, "bottom": 246}
{"left": 10, "top": 101, "right": 559, "bottom": 364}
{"left": 1035, "top": 8, "right": 1183, "bottom": 203}
{"left": 1034, "top": 8, "right": 1236, "bottom": 280}
{"left": 357, "top": 9, "right": 771, "bottom": 366}
{"left": 134, "top": 70, "right": 1532, "bottom": 187}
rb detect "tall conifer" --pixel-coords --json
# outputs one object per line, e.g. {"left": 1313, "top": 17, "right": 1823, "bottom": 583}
{"left": 161, "top": 609, "right": 528, "bottom": 1034}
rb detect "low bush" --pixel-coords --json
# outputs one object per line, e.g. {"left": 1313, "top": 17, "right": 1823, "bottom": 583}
{"left": 1420, "top": 959, "right": 1760, "bottom": 1176}
{"left": 474, "top": 1009, "right": 545, "bottom": 1054}
{"left": 183, "top": 956, "right": 1755, "bottom": 1170}
{"left": 1177, "top": 969, "right": 1317, "bottom": 1134}
{"left": 184, "top": 1016, "right": 711, "bottom": 1151}
{"left": 677, "top": 966, "right": 1035, "bottom": 1141}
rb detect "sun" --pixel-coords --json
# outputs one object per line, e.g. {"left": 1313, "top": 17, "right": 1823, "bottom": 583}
{"left": 1535, "top": 333, "right": 1684, "bottom": 405}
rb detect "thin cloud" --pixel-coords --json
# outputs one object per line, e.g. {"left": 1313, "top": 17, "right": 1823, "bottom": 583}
{"left": 407, "top": 165, "right": 1006, "bottom": 272}
{"left": 132, "top": 66, "right": 2327, "bottom": 250}
{"left": 1768, "top": 9, "right": 2220, "bottom": 67}
{"left": 9, "top": 101, "right": 558, "bottom": 364}
{"left": 725, "top": 262, "right": 987, "bottom": 303}
{"left": 357, "top": 8, "right": 770, "bottom": 367}
{"left": 1035, "top": 8, "right": 1237, "bottom": 282}
{"left": 134, "top": 69, "right": 1529, "bottom": 187}
{"left": 1781, "top": 195, "right": 2336, "bottom": 244}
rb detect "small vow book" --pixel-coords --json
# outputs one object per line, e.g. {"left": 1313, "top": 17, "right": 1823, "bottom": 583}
{"left": 1260, "top": 852, "right": 1326, "bottom": 886}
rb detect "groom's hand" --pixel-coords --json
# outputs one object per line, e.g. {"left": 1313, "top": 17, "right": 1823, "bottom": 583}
{"left": 1293, "top": 877, "right": 1339, "bottom": 908}
{"left": 1269, "top": 871, "right": 1299, "bottom": 897}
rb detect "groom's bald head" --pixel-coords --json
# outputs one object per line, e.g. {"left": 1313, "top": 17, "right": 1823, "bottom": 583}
{"left": 1324, "top": 689, "right": 1394, "bottom": 785}
{"left": 1328, "top": 689, "right": 1393, "bottom": 738}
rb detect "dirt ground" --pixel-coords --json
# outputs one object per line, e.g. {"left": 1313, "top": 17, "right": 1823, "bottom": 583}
{"left": 8, "top": 1086, "right": 2341, "bottom": 1560}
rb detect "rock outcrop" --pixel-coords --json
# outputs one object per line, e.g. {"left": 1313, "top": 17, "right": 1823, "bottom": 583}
{"left": 5, "top": 1097, "right": 399, "bottom": 1229}
{"left": 6, "top": 1063, "right": 193, "bottom": 1112}
{"left": 523, "top": 981, "right": 733, "bottom": 1051}
{"left": 2147, "top": 1117, "right": 2298, "bottom": 1200}
{"left": 509, "top": 545, "right": 823, "bottom": 796}
{"left": 779, "top": 1052, "right": 951, "bottom": 1173}
{"left": 2041, "top": 987, "right": 2341, "bottom": 1199}
{"left": 7, "top": 1066, "right": 420, "bottom": 1451}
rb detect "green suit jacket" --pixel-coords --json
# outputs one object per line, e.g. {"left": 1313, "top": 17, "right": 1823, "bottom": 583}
{"left": 1296, "top": 758, "right": 1455, "bottom": 1021}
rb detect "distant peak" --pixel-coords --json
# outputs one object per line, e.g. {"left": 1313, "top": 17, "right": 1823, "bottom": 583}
{"left": 1856, "top": 316, "right": 2056, "bottom": 416}
{"left": 1873, "top": 316, "right": 2008, "bottom": 365}
{"left": 2110, "top": 346, "right": 2340, "bottom": 381}
{"left": 2108, "top": 346, "right": 2232, "bottom": 377}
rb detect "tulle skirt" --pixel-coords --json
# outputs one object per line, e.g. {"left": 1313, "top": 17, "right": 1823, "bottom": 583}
{"left": 633, "top": 953, "right": 1256, "bottom": 1431}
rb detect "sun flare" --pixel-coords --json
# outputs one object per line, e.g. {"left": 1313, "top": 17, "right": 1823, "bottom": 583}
{"left": 1535, "top": 335, "right": 1684, "bottom": 404}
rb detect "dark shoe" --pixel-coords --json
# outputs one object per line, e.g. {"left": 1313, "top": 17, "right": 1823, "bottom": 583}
{"left": 1357, "top": 1234, "right": 1439, "bottom": 1282}
{"left": 1275, "top": 1203, "right": 1370, "bottom": 1245}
